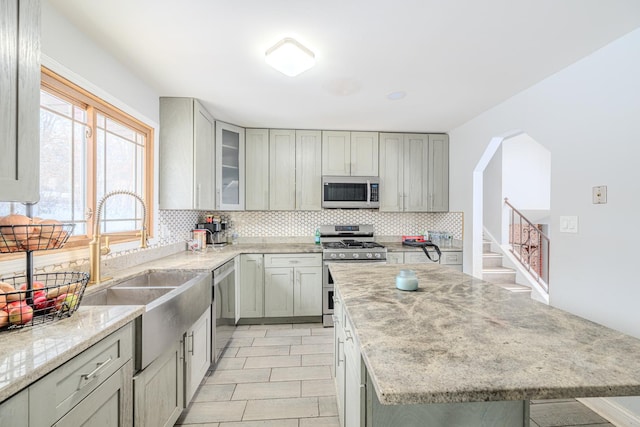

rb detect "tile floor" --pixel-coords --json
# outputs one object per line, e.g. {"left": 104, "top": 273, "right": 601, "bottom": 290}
{"left": 175, "top": 323, "right": 614, "bottom": 427}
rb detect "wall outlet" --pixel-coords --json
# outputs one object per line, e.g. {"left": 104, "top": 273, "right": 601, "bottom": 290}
{"left": 559, "top": 216, "right": 578, "bottom": 233}
{"left": 592, "top": 186, "right": 607, "bottom": 204}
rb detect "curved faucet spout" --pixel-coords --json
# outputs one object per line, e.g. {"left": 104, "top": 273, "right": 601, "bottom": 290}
{"left": 89, "top": 190, "right": 148, "bottom": 285}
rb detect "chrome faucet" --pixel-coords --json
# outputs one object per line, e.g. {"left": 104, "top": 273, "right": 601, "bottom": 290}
{"left": 89, "top": 190, "right": 148, "bottom": 285}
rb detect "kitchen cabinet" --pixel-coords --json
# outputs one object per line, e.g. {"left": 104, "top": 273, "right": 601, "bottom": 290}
{"left": 0, "top": 0, "right": 40, "bottom": 203}
{"left": 404, "top": 250, "right": 463, "bottom": 271}
{"left": 185, "top": 307, "right": 212, "bottom": 405}
{"left": 159, "top": 97, "right": 215, "bottom": 210}
{"left": 379, "top": 133, "right": 449, "bottom": 212}
{"left": 334, "top": 289, "right": 346, "bottom": 425}
{"left": 134, "top": 340, "right": 184, "bottom": 427}
{"left": 322, "top": 131, "right": 379, "bottom": 176}
{"left": 245, "top": 129, "right": 269, "bottom": 210}
{"left": 269, "top": 129, "right": 296, "bottom": 210}
{"left": 264, "top": 254, "right": 322, "bottom": 317}
{"left": 30, "top": 323, "right": 134, "bottom": 427}
{"left": 216, "top": 121, "right": 245, "bottom": 210}
{"left": 240, "top": 254, "right": 264, "bottom": 318}
{"left": 0, "top": 389, "right": 28, "bottom": 427}
{"left": 295, "top": 130, "right": 322, "bottom": 210}
{"left": 386, "top": 252, "right": 404, "bottom": 264}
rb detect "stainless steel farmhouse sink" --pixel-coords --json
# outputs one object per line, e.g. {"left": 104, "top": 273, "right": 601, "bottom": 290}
{"left": 82, "top": 269, "right": 212, "bottom": 371}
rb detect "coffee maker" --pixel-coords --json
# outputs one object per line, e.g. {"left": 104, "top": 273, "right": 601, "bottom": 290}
{"left": 195, "top": 220, "right": 227, "bottom": 246}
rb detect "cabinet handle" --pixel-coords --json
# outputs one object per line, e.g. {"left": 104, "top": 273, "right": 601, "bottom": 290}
{"left": 345, "top": 330, "right": 353, "bottom": 341}
{"left": 216, "top": 189, "right": 221, "bottom": 207}
{"left": 81, "top": 356, "right": 113, "bottom": 381}
{"left": 188, "top": 332, "right": 195, "bottom": 355}
{"left": 196, "top": 183, "right": 201, "bottom": 208}
{"left": 296, "top": 271, "right": 300, "bottom": 285}
{"left": 337, "top": 338, "right": 344, "bottom": 366}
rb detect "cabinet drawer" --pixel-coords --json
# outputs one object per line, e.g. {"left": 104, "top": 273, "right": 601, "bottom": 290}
{"left": 264, "top": 253, "right": 321, "bottom": 268}
{"left": 30, "top": 323, "right": 134, "bottom": 426}
{"left": 441, "top": 251, "right": 463, "bottom": 265}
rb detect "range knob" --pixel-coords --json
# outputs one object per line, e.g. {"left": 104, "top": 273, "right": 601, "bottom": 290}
{"left": 339, "top": 253, "right": 346, "bottom": 259}
{"left": 330, "top": 253, "right": 337, "bottom": 259}
{"left": 374, "top": 253, "right": 382, "bottom": 259}
{"left": 366, "top": 253, "right": 373, "bottom": 258}
{"left": 352, "top": 253, "right": 359, "bottom": 259}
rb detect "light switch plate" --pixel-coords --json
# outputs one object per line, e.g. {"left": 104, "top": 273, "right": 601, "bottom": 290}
{"left": 559, "top": 216, "right": 578, "bottom": 233}
{"left": 593, "top": 186, "right": 607, "bottom": 204}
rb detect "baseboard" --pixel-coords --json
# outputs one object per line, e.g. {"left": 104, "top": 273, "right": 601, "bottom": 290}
{"left": 578, "top": 397, "right": 640, "bottom": 426}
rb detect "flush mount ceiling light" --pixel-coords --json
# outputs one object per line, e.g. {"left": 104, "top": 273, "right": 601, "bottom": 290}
{"left": 265, "top": 37, "right": 315, "bottom": 77}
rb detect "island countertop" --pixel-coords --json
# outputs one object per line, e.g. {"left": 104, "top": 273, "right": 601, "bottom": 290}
{"left": 329, "top": 262, "right": 640, "bottom": 405}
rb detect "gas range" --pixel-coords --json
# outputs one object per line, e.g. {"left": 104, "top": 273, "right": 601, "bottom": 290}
{"left": 320, "top": 224, "right": 387, "bottom": 262}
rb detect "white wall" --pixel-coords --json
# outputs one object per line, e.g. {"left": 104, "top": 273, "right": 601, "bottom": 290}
{"left": 450, "top": 28, "right": 640, "bottom": 418}
{"left": 502, "top": 134, "right": 551, "bottom": 210}
{"left": 483, "top": 145, "right": 502, "bottom": 241}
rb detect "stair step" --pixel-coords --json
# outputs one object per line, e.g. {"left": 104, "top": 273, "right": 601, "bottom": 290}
{"left": 482, "top": 252, "right": 503, "bottom": 268}
{"left": 482, "top": 241, "right": 491, "bottom": 252}
{"left": 496, "top": 283, "right": 532, "bottom": 293}
{"left": 482, "top": 267, "right": 517, "bottom": 284}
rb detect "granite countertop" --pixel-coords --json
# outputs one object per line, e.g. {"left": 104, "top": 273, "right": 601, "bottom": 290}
{"left": 329, "top": 262, "right": 640, "bottom": 405}
{"left": 0, "top": 305, "right": 143, "bottom": 402}
{"left": 383, "top": 242, "right": 462, "bottom": 252}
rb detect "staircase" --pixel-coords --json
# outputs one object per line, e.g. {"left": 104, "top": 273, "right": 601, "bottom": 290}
{"left": 482, "top": 239, "right": 532, "bottom": 294}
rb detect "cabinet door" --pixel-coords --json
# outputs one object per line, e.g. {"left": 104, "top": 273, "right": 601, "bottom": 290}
{"left": 0, "top": 388, "right": 28, "bottom": 427}
{"left": 245, "top": 129, "right": 270, "bottom": 210}
{"left": 293, "top": 266, "right": 322, "bottom": 316}
{"left": 0, "top": 0, "right": 40, "bottom": 203}
{"left": 378, "top": 133, "right": 404, "bottom": 212}
{"left": 334, "top": 292, "right": 346, "bottom": 425}
{"left": 403, "top": 134, "right": 430, "bottom": 212}
{"left": 159, "top": 97, "right": 196, "bottom": 209}
{"left": 264, "top": 267, "right": 294, "bottom": 317}
{"left": 240, "top": 254, "right": 264, "bottom": 317}
{"left": 194, "top": 100, "right": 215, "bottom": 210}
{"left": 134, "top": 340, "right": 184, "bottom": 427}
{"left": 350, "top": 132, "right": 379, "bottom": 176}
{"left": 269, "top": 129, "right": 296, "bottom": 210}
{"left": 216, "top": 121, "right": 245, "bottom": 210}
{"left": 322, "top": 131, "right": 351, "bottom": 176}
{"left": 55, "top": 360, "right": 133, "bottom": 427}
{"left": 428, "top": 134, "right": 449, "bottom": 212}
{"left": 185, "top": 307, "right": 212, "bottom": 405}
{"left": 295, "top": 130, "right": 322, "bottom": 210}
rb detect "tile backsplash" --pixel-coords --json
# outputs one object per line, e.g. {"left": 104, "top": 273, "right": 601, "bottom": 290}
{"left": 0, "top": 209, "right": 462, "bottom": 277}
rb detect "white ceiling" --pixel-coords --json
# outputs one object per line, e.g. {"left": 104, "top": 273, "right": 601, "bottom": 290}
{"left": 47, "top": 0, "right": 640, "bottom": 133}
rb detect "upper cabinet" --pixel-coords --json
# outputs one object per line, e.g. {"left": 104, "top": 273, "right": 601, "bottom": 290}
{"left": 159, "top": 98, "right": 215, "bottom": 210}
{"left": 322, "top": 131, "right": 379, "bottom": 177}
{"left": 295, "top": 130, "right": 322, "bottom": 210}
{"left": 245, "top": 129, "right": 269, "bottom": 210}
{"left": 269, "top": 129, "right": 296, "bottom": 210}
{"left": 216, "top": 121, "right": 245, "bottom": 210}
{"left": 0, "top": 0, "right": 40, "bottom": 203}
{"left": 379, "top": 133, "right": 449, "bottom": 212}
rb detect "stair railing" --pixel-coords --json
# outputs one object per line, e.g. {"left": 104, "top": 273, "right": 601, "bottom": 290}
{"left": 504, "top": 198, "right": 550, "bottom": 293}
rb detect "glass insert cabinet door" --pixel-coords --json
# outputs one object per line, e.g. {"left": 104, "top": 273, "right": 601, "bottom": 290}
{"left": 215, "top": 121, "right": 245, "bottom": 210}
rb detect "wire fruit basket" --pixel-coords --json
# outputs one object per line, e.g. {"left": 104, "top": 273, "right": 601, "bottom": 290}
{"left": 0, "top": 272, "right": 89, "bottom": 330}
{"left": 0, "top": 223, "right": 74, "bottom": 253}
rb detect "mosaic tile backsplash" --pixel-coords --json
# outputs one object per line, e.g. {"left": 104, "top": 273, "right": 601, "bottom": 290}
{"left": 160, "top": 209, "right": 463, "bottom": 242}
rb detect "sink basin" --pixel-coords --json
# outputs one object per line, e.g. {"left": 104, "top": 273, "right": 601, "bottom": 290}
{"left": 82, "top": 269, "right": 212, "bottom": 371}
{"left": 81, "top": 287, "right": 176, "bottom": 306}
{"left": 112, "top": 270, "right": 204, "bottom": 288}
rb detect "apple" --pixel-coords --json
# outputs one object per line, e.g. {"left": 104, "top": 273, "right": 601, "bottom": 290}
{"left": 6, "top": 300, "right": 27, "bottom": 311}
{"left": 33, "top": 295, "right": 52, "bottom": 312}
{"left": 55, "top": 293, "right": 79, "bottom": 312}
{"left": 18, "top": 281, "right": 46, "bottom": 300}
{"left": 8, "top": 305, "right": 33, "bottom": 325}
{"left": 0, "top": 310, "right": 8, "bottom": 328}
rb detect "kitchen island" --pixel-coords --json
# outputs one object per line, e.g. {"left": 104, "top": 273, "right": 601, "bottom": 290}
{"left": 329, "top": 262, "right": 640, "bottom": 427}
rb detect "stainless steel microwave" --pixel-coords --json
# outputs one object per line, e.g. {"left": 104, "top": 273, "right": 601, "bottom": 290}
{"left": 322, "top": 176, "right": 380, "bottom": 209}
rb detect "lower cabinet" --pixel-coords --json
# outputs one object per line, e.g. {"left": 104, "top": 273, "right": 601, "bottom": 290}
{"left": 134, "top": 340, "right": 184, "bottom": 427}
{"left": 386, "top": 252, "right": 404, "bottom": 264}
{"left": 134, "top": 307, "right": 212, "bottom": 427}
{"left": 0, "top": 389, "right": 28, "bottom": 427}
{"left": 240, "top": 254, "right": 264, "bottom": 317}
{"left": 399, "top": 250, "right": 463, "bottom": 271}
{"left": 30, "top": 323, "right": 134, "bottom": 427}
{"left": 263, "top": 254, "right": 322, "bottom": 318}
{"left": 185, "top": 307, "right": 212, "bottom": 404}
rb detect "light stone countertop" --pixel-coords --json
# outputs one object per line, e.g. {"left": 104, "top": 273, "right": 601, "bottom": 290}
{"left": 383, "top": 242, "right": 463, "bottom": 252}
{"left": 0, "top": 305, "right": 143, "bottom": 402}
{"left": 329, "top": 262, "right": 640, "bottom": 405}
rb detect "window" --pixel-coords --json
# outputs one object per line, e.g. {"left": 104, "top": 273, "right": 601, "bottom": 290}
{"left": 0, "top": 67, "right": 154, "bottom": 250}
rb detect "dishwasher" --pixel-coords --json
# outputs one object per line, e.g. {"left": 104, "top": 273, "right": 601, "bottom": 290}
{"left": 213, "top": 259, "right": 237, "bottom": 362}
